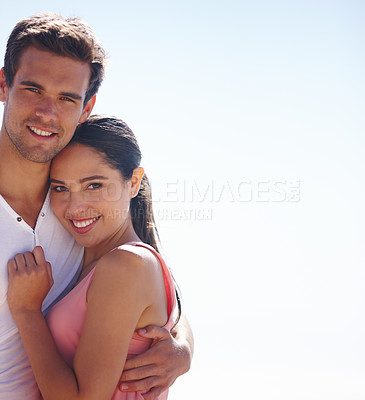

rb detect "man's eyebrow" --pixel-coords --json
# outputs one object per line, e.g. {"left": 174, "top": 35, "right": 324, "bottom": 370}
{"left": 60, "top": 91, "right": 83, "bottom": 101}
{"left": 20, "top": 81, "right": 83, "bottom": 101}
{"left": 50, "top": 176, "right": 108, "bottom": 184}
{"left": 20, "top": 80, "right": 44, "bottom": 90}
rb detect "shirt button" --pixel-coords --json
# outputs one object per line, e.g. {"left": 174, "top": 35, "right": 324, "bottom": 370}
{"left": 17, "top": 217, "right": 22, "bottom": 222}
{"left": 41, "top": 212, "right": 45, "bottom": 217}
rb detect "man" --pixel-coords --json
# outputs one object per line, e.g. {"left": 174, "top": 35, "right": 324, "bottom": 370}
{"left": 0, "top": 13, "right": 193, "bottom": 400}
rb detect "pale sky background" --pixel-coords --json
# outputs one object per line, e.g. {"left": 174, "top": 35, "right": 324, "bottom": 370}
{"left": 1, "top": 1, "right": 364, "bottom": 399}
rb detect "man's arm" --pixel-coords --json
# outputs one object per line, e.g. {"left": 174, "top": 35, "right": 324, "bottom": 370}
{"left": 120, "top": 314, "right": 194, "bottom": 400}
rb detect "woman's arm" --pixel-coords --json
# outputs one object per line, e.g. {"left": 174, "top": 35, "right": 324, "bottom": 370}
{"left": 8, "top": 246, "right": 161, "bottom": 400}
{"left": 8, "top": 247, "right": 82, "bottom": 399}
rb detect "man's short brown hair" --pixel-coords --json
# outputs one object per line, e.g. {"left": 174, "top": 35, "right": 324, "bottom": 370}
{"left": 4, "top": 13, "right": 106, "bottom": 104}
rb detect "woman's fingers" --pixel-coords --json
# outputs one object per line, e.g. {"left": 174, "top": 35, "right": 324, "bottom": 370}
{"left": 7, "top": 259, "right": 17, "bottom": 276}
{"left": 24, "top": 251, "right": 37, "bottom": 269}
{"left": 33, "top": 246, "right": 47, "bottom": 266}
{"left": 14, "top": 253, "right": 26, "bottom": 271}
{"left": 45, "top": 262, "right": 54, "bottom": 287}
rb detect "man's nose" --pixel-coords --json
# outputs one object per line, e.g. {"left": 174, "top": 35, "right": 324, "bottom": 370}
{"left": 34, "top": 96, "right": 58, "bottom": 122}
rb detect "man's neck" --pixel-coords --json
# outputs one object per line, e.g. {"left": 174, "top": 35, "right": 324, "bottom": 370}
{"left": 0, "top": 134, "right": 51, "bottom": 229}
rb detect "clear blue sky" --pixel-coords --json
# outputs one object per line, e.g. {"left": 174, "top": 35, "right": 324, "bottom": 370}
{"left": 1, "top": 1, "right": 364, "bottom": 398}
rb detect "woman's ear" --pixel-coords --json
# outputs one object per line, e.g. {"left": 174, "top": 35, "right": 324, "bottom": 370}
{"left": 130, "top": 167, "right": 144, "bottom": 198}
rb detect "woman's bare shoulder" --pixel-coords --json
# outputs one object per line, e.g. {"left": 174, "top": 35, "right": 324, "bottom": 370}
{"left": 92, "top": 244, "right": 161, "bottom": 289}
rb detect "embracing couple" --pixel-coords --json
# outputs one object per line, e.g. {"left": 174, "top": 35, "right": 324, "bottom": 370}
{"left": 0, "top": 13, "right": 193, "bottom": 400}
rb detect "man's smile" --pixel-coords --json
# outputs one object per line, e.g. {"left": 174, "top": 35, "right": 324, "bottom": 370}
{"left": 28, "top": 126, "right": 55, "bottom": 137}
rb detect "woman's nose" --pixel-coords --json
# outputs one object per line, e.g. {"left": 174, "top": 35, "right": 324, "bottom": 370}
{"left": 65, "top": 191, "right": 90, "bottom": 218}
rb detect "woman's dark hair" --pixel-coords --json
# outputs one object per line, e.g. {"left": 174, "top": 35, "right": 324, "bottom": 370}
{"left": 70, "top": 115, "right": 182, "bottom": 323}
{"left": 70, "top": 115, "right": 160, "bottom": 252}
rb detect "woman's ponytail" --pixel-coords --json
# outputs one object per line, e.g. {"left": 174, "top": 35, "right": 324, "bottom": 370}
{"left": 130, "top": 174, "right": 160, "bottom": 252}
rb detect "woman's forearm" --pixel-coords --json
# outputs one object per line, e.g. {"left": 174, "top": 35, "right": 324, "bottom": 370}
{"left": 13, "top": 311, "right": 81, "bottom": 400}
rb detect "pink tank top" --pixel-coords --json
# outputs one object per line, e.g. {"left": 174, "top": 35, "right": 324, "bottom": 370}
{"left": 46, "top": 242, "right": 177, "bottom": 400}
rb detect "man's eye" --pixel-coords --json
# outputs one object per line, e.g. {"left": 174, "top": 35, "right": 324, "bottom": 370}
{"left": 52, "top": 185, "right": 68, "bottom": 192}
{"left": 60, "top": 97, "right": 74, "bottom": 102}
{"left": 26, "top": 87, "right": 40, "bottom": 93}
{"left": 87, "top": 183, "right": 102, "bottom": 190}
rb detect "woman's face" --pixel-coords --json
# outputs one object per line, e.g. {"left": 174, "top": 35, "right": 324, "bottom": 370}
{"left": 50, "top": 143, "right": 133, "bottom": 248}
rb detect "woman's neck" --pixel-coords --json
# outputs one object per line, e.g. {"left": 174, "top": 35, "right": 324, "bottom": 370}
{"left": 82, "top": 222, "right": 140, "bottom": 268}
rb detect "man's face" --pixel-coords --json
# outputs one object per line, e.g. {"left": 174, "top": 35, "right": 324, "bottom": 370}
{"left": 0, "top": 46, "right": 95, "bottom": 163}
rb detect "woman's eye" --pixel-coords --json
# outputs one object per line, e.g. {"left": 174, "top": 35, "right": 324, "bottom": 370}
{"left": 87, "top": 183, "right": 102, "bottom": 190}
{"left": 52, "top": 185, "right": 68, "bottom": 192}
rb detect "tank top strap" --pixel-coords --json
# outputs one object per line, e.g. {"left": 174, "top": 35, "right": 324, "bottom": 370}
{"left": 123, "top": 242, "right": 176, "bottom": 318}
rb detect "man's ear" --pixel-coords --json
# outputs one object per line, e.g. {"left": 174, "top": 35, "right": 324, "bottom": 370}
{"left": 0, "top": 68, "right": 9, "bottom": 103}
{"left": 79, "top": 94, "right": 96, "bottom": 123}
{"left": 130, "top": 167, "right": 145, "bottom": 198}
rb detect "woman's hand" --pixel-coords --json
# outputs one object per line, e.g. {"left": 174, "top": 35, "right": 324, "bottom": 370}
{"left": 7, "top": 246, "right": 54, "bottom": 315}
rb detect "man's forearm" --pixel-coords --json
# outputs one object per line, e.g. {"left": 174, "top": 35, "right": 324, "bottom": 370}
{"left": 171, "top": 313, "right": 194, "bottom": 374}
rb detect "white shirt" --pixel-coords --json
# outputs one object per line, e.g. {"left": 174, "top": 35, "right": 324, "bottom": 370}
{"left": 0, "top": 190, "right": 83, "bottom": 399}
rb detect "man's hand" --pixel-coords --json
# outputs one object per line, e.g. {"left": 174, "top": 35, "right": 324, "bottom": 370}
{"left": 119, "top": 322, "right": 193, "bottom": 400}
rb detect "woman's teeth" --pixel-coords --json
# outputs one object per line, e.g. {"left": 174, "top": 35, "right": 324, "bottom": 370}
{"left": 72, "top": 218, "right": 98, "bottom": 228}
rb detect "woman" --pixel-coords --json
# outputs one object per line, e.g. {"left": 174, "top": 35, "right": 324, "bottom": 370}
{"left": 7, "top": 116, "right": 177, "bottom": 400}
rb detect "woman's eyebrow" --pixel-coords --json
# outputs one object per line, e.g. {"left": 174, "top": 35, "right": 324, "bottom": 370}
{"left": 50, "top": 178, "right": 65, "bottom": 184}
{"left": 50, "top": 176, "right": 108, "bottom": 184}
{"left": 79, "top": 176, "right": 108, "bottom": 183}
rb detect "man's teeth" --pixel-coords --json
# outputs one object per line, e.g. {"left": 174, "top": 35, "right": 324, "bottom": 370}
{"left": 72, "top": 218, "right": 98, "bottom": 228}
{"left": 29, "top": 127, "right": 53, "bottom": 137}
